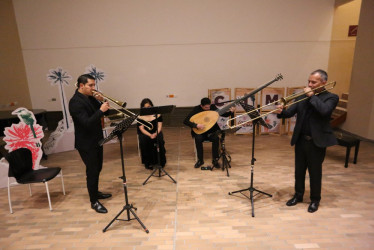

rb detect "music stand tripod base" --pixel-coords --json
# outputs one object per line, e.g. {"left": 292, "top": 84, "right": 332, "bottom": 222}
{"left": 209, "top": 138, "right": 231, "bottom": 176}
{"left": 228, "top": 102, "right": 272, "bottom": 217}
{"left": 140, "top": 105, "right": 177, "bottom": 185}
{"left": 228, "top": 162, "right": 273, "bottom": 217}
{"left": 212, "top": 129, "right": 236, "bottom": 177}
{"left": 143, "top": 165, "right": 177, "bottom": 185}
{"left": 100, "top": 116, "right": 149, "bottom": 233}
{"left": 102, "top": 185, "right": 149, "bottom": 234}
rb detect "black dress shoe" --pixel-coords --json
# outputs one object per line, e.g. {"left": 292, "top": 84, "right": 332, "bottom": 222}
{"left": 212, "top": 160, "right": 220, "bottom": 169}
{"left": 98, "top": 191, "right": 112, "bottom": 199}
{"left": 308, "top": 201, "right": 319, "bottom": 213}
{"left": 91, "top": 201, "right": 108, "bottom": 213}
{"left": 286, "top": 196, "right": 303, "bottom": 206}
{"left": 194, "top": 160, "right": 204, "bottom": 168}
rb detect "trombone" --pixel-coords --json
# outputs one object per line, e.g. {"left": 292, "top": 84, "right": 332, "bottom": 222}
{"left": 92, "top": 90, "right": 153, "bottom": 130}
{"left": 227, "top": 81, "right": 336, "bottom": 129}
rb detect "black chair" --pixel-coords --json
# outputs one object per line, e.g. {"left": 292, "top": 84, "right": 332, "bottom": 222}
{"left": 333, "top": 130, "right": 360, "bottom": 168}
{"left": 6, "top": 147, "right": 65, "bottom": 213}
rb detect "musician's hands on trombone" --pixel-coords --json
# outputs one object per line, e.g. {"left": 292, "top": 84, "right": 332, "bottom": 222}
{"left": 92, "top": 91, "right": 110, "bottom": 113}
{"left": 275, "top": 86, "right": 314, "bottom": 114}
{"left": 275, "top": 104, "right": 284, "bottom": 114}
{"left": 100, "top": 101, "right": 110, "bottom": 112}
{"left": 92, "top": 91, "right": 105, "bottom": 102}
{"left": 304, "top": 87, "right": 315, "bottom": 97}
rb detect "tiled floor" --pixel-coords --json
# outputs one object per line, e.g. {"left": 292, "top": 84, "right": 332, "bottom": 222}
{"left": 1, "top": 127, "right": 373, "bottom": 249}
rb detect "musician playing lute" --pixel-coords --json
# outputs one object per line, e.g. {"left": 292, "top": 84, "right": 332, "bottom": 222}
{"left": 183, "top": 97, "right": 235, "bottom": 169}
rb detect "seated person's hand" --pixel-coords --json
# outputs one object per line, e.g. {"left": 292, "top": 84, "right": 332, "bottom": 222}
{"left": 229, "top": 106, "right": 236, "bottom": 113}
{"left": 196, "top": 124, "right": 205, "bottom": 130}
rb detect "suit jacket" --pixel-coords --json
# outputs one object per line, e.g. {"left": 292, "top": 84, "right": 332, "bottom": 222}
{"left": 69, "top": 90, "right": 106, "bottom": 151}
{"left": 183, "top": 104, "right": 232, "bottom": 137}
{"left": 277, "top": 91, "right": 339, "bottom": 148}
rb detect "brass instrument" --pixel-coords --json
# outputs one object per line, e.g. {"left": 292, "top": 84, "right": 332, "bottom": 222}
{"left": 92, "top": 90, "right": 153, "bottom": 130}
{"left": 227, "top": 81, "right": 336, "bottom": 129}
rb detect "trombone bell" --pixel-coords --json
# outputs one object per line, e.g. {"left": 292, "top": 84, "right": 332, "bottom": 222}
{"left": 92, "top": 90, "right": 127, "bottom": 108}
{"left": 92, "top": 90, "right": 153, "bottom": 130}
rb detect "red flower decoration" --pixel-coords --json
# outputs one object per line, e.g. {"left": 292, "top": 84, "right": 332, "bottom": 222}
{"left": 4, "top": 123, "right": 44, "bottom": 169}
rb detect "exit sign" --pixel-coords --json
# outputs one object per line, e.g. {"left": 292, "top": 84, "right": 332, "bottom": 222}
{"left": 348, "top": 25, "right": 358, "bottom": 37}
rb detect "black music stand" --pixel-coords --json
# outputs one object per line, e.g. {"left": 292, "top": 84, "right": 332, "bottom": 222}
{"left": 140, "top": 105, "right": 177, "bottom": 185}
{"left": 211, "top": 127, "right": 239, "bottom": 176}
{"left": 102, "top": 115, "right": 149, "bottom": 233}
{"left": 228, "top": 98, "right": 272, "bottom": 217}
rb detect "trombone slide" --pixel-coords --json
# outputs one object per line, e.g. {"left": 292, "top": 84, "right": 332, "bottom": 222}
{"left": 227, "top": 81, "right": 336, "bottom": 129}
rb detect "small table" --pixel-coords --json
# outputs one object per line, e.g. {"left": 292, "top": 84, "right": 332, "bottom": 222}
{"left": 334, "top": 131, "right": 360, "bottom": 168}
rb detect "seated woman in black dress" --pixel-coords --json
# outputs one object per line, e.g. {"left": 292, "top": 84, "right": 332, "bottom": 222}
{"left": 137, "top": 98, "right": 166, "bottom": 169}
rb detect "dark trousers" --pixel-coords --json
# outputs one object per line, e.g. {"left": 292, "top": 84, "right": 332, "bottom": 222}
{"left": 78, "top": 147, "right": 103, "bottom": 203}
{"left": 294, "top": 136, "right": 326, "bottom": 202}
{"left": 138, "top": 132, "right": 166, "bottom": 167}
{"left": 194, "top": 132, "right": 219, "bottom": 162}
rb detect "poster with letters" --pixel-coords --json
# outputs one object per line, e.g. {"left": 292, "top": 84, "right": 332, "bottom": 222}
{"left": 260, "top": 87, "right": 285, "bottom": 111}
{"left": 234, "top": 113, "right": 254, "bottom": 134}
{"left": 208, "top": 88, "right": 231, "bottom": 130}
{"left": 260, "top": 112, "right": 282, "bottom": 134}
{"left": 234, "top": 88, "right": 257, "bottom": 112}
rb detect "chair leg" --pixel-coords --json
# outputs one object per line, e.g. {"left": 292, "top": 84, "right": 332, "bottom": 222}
{"left": 60, "top": 170, "right": 66, "bottom": 195}
{"left": 28, "top": 184, "right": 32, "bottom": 196}
{"left": 194, "top": 143, "right": 197, "bottom": 161}
{"left": 44, "top": 182, "right": 53, "bottom": 211}
{"left": 8, "top": 178, "right": 13, "bottom": 214}
{"left": 345, "top": 146, "right": 351, "bottom": 168}
{"left": 354, "top": 141, "right": 360, "bottom": 164}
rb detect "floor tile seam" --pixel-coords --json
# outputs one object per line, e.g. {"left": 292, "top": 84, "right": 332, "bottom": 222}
{"left": 172, "top": 127, "right": 182, "bottom": 250}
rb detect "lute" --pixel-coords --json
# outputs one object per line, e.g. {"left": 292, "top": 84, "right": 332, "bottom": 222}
{"left": 190, "top": 111, "right": 219, "bottom": 135}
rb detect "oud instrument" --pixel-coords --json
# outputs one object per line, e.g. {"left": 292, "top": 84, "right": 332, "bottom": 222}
{"left": 92, "top": 90, "right": 153, "bottom": 131}
{"left": 190, "top": 111, "right": 219, "bottom": 135}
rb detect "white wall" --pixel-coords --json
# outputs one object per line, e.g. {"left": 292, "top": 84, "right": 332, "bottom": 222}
{"left": 13, "top": 0, "right": 335, "bottom": 109}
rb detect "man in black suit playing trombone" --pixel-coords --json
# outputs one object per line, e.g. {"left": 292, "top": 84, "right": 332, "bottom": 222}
{"left": 69, "top": 74, "right": 112, "bottom": 213}
{"left": 276, "top": 69, "right": 339, "bottom": 213}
